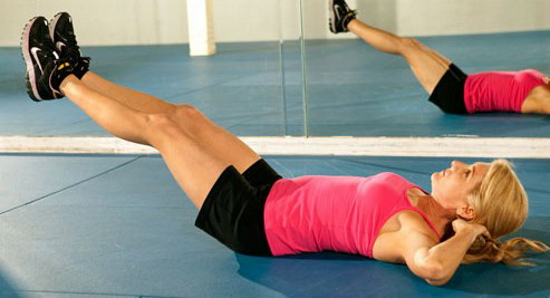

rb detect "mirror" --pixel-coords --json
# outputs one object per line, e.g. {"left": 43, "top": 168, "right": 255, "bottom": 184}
{"left": 303, "top": 0, "right": 550, "bottom": 137}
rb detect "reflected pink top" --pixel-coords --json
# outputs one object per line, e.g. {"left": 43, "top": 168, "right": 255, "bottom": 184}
{"left": 263, "top": 172, "right": 441, "bottom": 258}
{"left": 464, "top": 69, "right": 545, "bottom": 113}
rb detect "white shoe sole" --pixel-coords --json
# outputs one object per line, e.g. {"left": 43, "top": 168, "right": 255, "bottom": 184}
{"left": 21, "top": 17, "right": 43, "bottom": 101}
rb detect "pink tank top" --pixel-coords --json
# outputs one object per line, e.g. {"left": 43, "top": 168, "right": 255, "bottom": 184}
{"left": 463, "top": 69, "right": 545, "bottom": 113}
{"left": 263, "top": 172, "right": 441, "bottom": 258}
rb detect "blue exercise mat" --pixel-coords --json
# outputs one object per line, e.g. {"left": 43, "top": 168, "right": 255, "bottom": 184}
{"left": 0, "top": 154, "right": 548, "bottom": 297}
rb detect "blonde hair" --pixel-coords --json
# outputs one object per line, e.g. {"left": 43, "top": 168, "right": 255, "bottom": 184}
{"left": 463, "top": 159, "right": 549, "bottom": 265}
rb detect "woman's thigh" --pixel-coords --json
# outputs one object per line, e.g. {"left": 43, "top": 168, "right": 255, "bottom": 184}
{"left": 171, "top": 105, "right": 262, "bottom": 174}
{"left": 400, "top": 38, "right": 452, "bottom": 94}
{"left": 146, "top": 113, "right": 231, "bottom": 209}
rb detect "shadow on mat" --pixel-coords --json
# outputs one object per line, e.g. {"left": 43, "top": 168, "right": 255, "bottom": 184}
{"left": 0, "top": 268, "right": 22, "bottom": 298}
{"left": 235, "top": 218, "right": 549, "bottom": 297}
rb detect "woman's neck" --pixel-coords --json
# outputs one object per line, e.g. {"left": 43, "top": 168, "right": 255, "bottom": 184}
{"left": 407, "top": 188, "right": 456, "bottom": 238}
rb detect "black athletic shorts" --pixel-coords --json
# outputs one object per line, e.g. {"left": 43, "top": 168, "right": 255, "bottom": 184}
{"left": 195, "top": 159, "right": 282, "bottom": 256}
{"left": 428, "top": 63, "right": 468, "bottom": 114}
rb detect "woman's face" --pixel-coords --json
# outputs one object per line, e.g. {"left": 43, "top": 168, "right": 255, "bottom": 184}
{"left": 431, "top": 161, "right": 490, "bottom": 215}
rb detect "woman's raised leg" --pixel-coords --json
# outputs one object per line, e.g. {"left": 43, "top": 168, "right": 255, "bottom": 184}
{"left": 80, "top": 71, "right": 261, "bottom": 174}
{"left": 81, "top": 72, "right": 176, "bottom": 113}
{"left": 347, "top": 19, "right": 452, "bottom": 94}
{"left": 60, "top": 75, "right": 232, "bottom": 208}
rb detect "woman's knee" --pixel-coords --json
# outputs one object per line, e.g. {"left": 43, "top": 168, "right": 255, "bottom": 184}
{"left": 144, "top": 112, "right": 196, "bottom": 149}
{"left": 174, "top": 104, "right": 203, "bottom": 120}
{"left": 173, "top": 104, "right": 210, "bottom": 131}
{"left": 147, "top": 105, "right": 212, "bottom": 140}
{"left": 399, "top": 37, "right": 422, "bottom": 52}
{"left": 145, "top": 113, "right": 178, "bottom": 134}
{"left": 146, "top": 105, "right": 202, "bottom": 127}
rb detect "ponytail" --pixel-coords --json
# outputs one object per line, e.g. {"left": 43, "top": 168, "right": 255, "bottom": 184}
{"left": 463, "top": 236, "right": 550, "bottom": 265}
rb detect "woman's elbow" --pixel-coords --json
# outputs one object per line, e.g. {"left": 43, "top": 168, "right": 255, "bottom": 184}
{"left": 419, "top": 262, "right": 451, "bottom": 286}
{"left": 425, "top": 276, "right": 451, "bottom": 286}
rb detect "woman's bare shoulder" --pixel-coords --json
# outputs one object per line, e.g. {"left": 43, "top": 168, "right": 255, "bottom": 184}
{"left": 372, "top": 211, "right": 439, "bottom": 262}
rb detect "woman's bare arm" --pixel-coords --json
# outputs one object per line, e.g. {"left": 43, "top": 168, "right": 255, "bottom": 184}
{"left": 398, "top": 215, "right": 488, "bottom": 286}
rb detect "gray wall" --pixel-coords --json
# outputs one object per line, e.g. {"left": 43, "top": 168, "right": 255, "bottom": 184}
{"left": 1, "top": 0, "right": 549, "bottom": 46}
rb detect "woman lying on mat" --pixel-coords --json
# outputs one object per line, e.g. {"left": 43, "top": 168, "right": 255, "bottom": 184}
{"left": 329, "top": 0, "right": 550, "bottom": 115}
{"left": 22, "top": 13, "right": 549, "bottom": 286}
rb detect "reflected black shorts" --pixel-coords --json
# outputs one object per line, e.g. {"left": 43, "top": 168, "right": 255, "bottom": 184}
{"left": 195, "top": 159, "right": 282, "bottom": 256}
{"left": 428, "top": 63, "right": 468, "bottom": 114}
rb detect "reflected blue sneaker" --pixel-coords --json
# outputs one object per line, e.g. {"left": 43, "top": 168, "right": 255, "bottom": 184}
{"left": 329, "top": 0, "right": 357, "bottom": 34}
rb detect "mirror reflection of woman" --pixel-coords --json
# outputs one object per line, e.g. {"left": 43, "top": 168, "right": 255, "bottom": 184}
{"left": 22, "top": 12, "right": 549, "bottom": 287}
{"left": 329, "top": 0, "right": 550, "bottom": 115}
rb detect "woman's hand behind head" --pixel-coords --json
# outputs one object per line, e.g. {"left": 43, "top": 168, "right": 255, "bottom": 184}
{"left": 452, "top": 218, "right": 490, "bottom": 239}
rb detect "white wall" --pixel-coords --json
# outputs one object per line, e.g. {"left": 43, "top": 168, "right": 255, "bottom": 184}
{"left": 0, "top": 0, "right": 188, "bottom": 46}
{"left": 395, "top": 0, "right": 550, "bottom": 36}
{"left": 213, "top": 0, "right": 283, "bottom": 42}
{"left": 1, "top": 0, "right": 549, "bottom": 47}
{"left": 281, "top": 0, "right": 550, "bottom": 40}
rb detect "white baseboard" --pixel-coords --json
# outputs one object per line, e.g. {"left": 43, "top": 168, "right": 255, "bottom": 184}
{"left": 1, "top": 136, "right": 549, "bottom": 158}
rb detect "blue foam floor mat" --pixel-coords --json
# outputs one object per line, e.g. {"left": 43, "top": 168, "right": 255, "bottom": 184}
{"left": 0, "top": 154, "right": 548, "bottom": 297}
{"left": 1, "top": 31, "right": 549, "bottom": 137}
